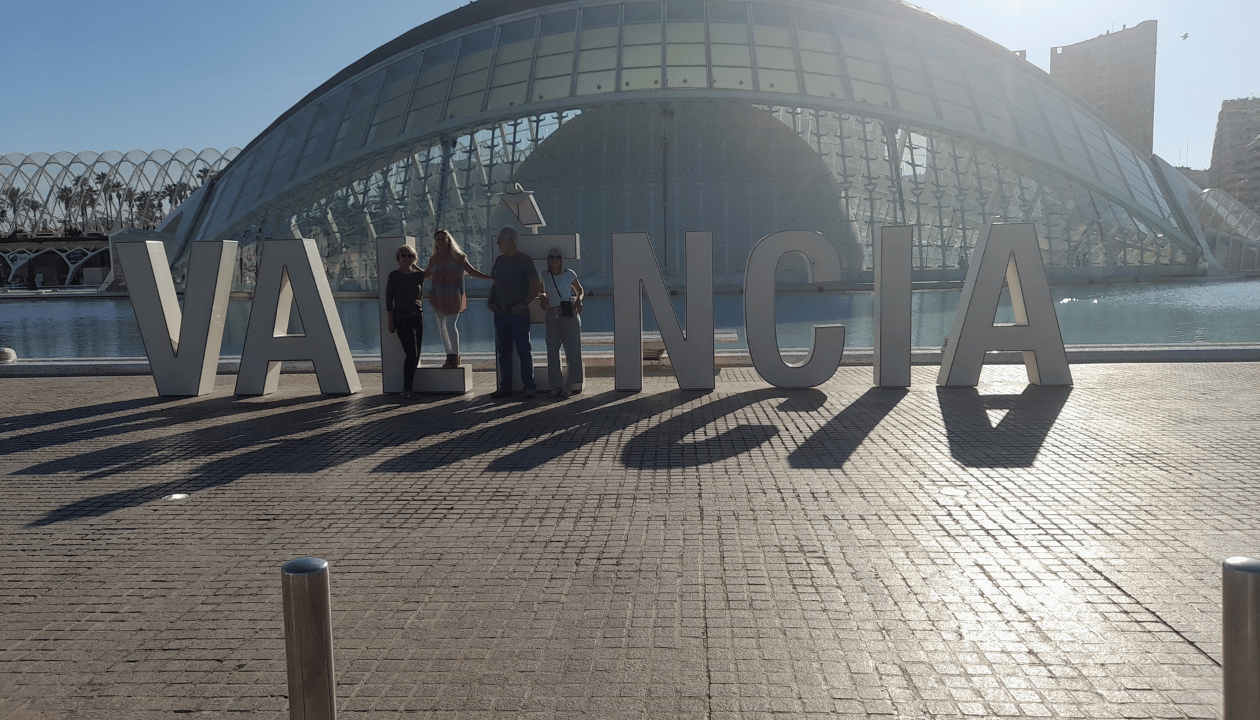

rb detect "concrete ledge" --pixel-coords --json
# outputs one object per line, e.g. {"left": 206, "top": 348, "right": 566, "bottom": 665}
{"left": 3, "top": 344, "right": 1259, "bottom": 377}
{"left": 413, "top": 366, "right": 473, "bottom": 394}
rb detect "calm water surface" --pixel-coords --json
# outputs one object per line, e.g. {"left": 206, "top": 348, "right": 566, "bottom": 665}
{"left": 4, "top": 279, "right": 1259, "bottom": 358}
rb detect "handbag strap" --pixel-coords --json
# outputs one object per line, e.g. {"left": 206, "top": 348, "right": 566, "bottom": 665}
{"left": 549, "top": 270, "right": 566, "bottom": 301}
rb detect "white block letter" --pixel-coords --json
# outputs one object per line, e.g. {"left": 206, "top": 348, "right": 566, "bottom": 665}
{"left": 874, "top": 226, "right": 912, "bottom": 388}
{"left": 236, "top": 238, "right": 361, "bottom": 395}
{"left": 613, "top": 232, "right": 714, "bottom": 391}
{"left": 744, "top": 231, "right": 845, "bottom": 388}
{"left": 938, "top": 223, "right": 1071, "bottom": 387}
{"left": 377, "top": 236, "right": 417, "bottom": 393}
{"left": 118, "top": 240, "right": 237, "bottom": 396}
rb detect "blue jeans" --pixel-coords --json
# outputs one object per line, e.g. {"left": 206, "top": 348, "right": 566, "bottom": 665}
{"left": 494, "top": 312, "right": 534, "bottom": 392}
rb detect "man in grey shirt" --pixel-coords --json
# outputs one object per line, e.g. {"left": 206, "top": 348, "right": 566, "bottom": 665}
{"left": 487, "top": 226, "right": 543, "bottom": 399}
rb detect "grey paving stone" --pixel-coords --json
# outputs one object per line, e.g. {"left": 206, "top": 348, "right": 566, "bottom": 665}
{"left": 0, "top": 364, "right": 1254, "bottom": 718}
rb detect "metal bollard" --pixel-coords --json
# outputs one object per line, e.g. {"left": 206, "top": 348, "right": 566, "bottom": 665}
{"left": 282, "top": 557, "right": 336, "bottom": 720}
{"left": 1223, "top": 557, "right": 1260, "bottom": 720}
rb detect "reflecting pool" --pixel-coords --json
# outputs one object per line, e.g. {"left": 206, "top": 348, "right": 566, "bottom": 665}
{"left": 3, "top": 278, "right": 1259, "bottom": 359}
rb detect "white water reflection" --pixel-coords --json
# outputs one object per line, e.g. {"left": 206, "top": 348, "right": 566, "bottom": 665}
{"left": 3, "top": 278, "right": 1259, "bottom": 359}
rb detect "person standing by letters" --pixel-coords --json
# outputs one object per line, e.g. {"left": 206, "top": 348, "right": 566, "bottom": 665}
{"left": 486, "top": 227, "right": 543, "bottom": 399}
{"left": 540, "top": 247, "right": 584, "bottom": 398}
{"left": 426, "top": 228, "right": 491, "bottom": 369}
{"left": 385, "top": 245, "right": 427, "bottom": 399}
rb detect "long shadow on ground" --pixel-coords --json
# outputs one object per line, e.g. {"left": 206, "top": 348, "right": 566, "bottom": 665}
{"left": 937, "top": 385, "right": 1071, "bottom": 467}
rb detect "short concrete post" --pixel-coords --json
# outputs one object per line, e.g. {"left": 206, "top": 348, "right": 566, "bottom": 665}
{"left": 1223, "top": 557, "right": 1260, "bottom": 719}
{"left": 282, "top": 557, "right": 336, "bottom": 720}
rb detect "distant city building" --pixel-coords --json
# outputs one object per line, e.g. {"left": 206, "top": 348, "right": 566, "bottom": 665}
{"left": 1209, "top": 97, "right": 1260, "bottom": 215}
{"left": 1050, "top": 20, "right": 1157, "bottom": 156}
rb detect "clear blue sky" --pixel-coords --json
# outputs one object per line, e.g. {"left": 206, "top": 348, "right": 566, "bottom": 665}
{"left": 2, "top": 0, "right": 1254, "bottom": 169}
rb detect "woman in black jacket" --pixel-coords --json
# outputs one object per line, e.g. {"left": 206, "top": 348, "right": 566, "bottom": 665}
{"left": 385, "top": 245, "right": 427, "bottom": 399}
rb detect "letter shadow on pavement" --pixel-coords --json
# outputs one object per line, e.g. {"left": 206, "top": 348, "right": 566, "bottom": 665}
{"left": 787, "top": 387, "right": 907, "bottom": 468}
{"left": 936, "top": 385, "right": 1071, "bottom": 467}
{"left": 373, "top": 390, "right": 703, "bottom": 474}
{"left": 622, "top": 388, "right": 828, "bottom": 470}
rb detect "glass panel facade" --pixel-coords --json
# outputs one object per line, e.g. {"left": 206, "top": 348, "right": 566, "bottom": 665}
{"left": 709, "top": 1, "right": 750, "bottom": 90}
{"left": 199, "top": 100, "right": 1198, "bottom": 293}
{"left": 188, "top": 0, "right": 1203, "bottom": 291}
{"left": 620, "top": 1, "right": 661, "bottom": 90}
{"left": 532, "top": 10, "right": 577, "bottom": 101}
{"left": 487, "top": 19, "right": 536, "bottom": 111}
{"left": 578, "top": 7, "right": 618, "bottom": 95}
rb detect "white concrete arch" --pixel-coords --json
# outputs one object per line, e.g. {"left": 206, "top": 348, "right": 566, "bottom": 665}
{"left": 0, "top": 148, "right": 239, "bottom": 237}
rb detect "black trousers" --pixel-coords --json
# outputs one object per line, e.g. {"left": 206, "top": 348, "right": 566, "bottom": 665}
{"left": 394, "top": 315, "right": 423, "bottom": 391}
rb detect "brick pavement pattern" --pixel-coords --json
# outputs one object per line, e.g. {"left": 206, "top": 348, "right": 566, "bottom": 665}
{"left": 0, "top": 364, "right": 1252, "bottom": 719}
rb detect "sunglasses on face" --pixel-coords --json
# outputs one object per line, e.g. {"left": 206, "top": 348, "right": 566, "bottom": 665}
{"left": 548, "top": 255, "right": 562, "bottom": 260}
{"left": 398, "top": 252, "right": 415, "bottom": 258}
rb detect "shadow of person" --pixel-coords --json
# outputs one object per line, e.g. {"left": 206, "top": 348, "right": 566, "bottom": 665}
{"left": 32, "top": 387, "right": 635, "bottom": 526}
{"left": 787, "top": 387, "right": 908, "bottom": 469}
{"left": 26, "top": 397, "right": 367, "bottom": 526}
{"left": 0, "top": 395, "right": 206, "bottom": 456}
{"left": 936, "top": 385, "right": 1072, "bottom": 467}
{"left": 621, "top": 388, "right": 828, "bottom": 470}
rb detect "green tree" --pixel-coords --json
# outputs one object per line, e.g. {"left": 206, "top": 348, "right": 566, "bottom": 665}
{"left": 55, "top": 186, "right": 76, "bottom": 234}
{"left": 4, "top": 187, "right": 24, "bottom": 235}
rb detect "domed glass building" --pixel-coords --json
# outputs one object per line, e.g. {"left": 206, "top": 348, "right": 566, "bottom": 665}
{"left": 162, "top": 0, "right": 1229, "bottom": 292}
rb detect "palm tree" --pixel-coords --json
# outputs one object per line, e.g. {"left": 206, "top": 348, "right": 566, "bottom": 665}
{"left": 76, "top": 175, "right": 102, "bottom": 233}
{"left": 55, "top": 186, "right": 76, "bottom": 234}
{"left": 4, "top": 187, "right": 24, "bottom": 235}
{"left": 161, "top": 183, "right": 182, "bottom": 214}
{"left": 69, "top": 175, "right": 87, "bottom": 230}
{"left": 24, "top": 198, "right": 44, "bottom": 236}
{"left": 96, "top": 172, "right": 119, "bottom": 230}
{"left": 121, "top": 187, "right": 137, "bottom": 226}
{"left": 135, "top": 190, "right": 159, "bottom": 229}
{"left": 195, "top": 166, "right": 217, "bottom": 187}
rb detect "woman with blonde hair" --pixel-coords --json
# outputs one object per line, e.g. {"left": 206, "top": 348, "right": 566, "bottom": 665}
{"left": 426, "top": 229, "right": 491, "bottom": 368}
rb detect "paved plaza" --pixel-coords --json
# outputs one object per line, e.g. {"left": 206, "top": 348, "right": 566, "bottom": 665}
{"left": 2, "top": 363, "right": 1258, "bottom": 719}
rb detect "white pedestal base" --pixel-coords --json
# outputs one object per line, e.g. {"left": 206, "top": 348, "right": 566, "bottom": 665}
{"left": 412, "top": 366, "right": 472, "bottom": 394}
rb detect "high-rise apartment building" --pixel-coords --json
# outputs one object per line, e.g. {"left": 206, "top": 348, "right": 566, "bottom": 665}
{"left": 1209, "top": 97, "right": 1260, "bottom": 215}
{"left": 1050, "top": 20, "right": 1157, "bottom": 156}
